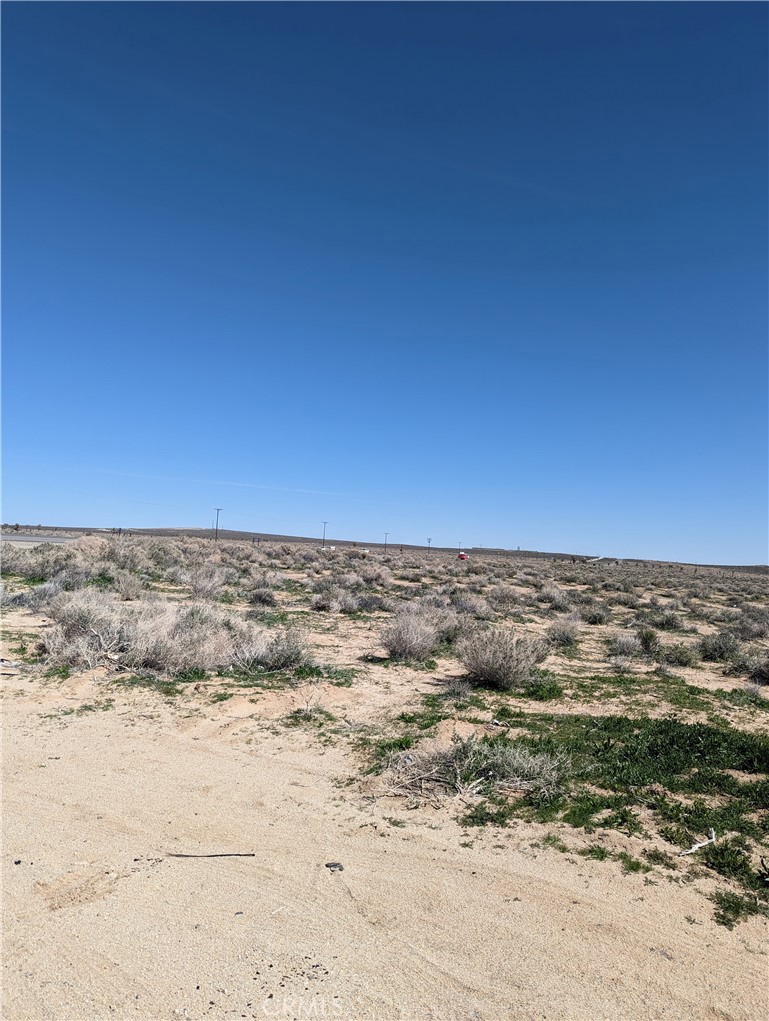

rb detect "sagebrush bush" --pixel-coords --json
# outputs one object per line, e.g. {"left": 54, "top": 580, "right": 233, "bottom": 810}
{"left": 249, "top": 586, "right": 278, "bottom": 607}
{"left": 232, "top": 626, "right": 307, "bottom": 673}
{"left": 189, "top": 565, "right": 228, "bottom": 599}
{"left": 728, "top": 648, "right": 769, "bottom": 684}
{"left": 450, "top": 592, "right": 493, "bottom": 619}
{"left": 359, "top": 564, "right": 393, "bottom": 587}
{"left": 539, "top": 582, "right": 571, "bottom": 612}
{"left": 42, "top": 588, "right": 307, "bottom": 676}
{"left": 458, "top": 628, "right": 548, "bottom": 690}
{"left": 487, "top": 585, "right": 520, "bottom": 612}
{"left": 113, "top": 571, "right": 144, "bottom": 601}
{"left": 1, "top": 542, "right": 76, "bottom": 581}
{"left": 611, "top": 656, "right": 634, "bottom": 675}
{"left": 657, "top": 642, "right": 698, "bottom": 667}
{"left": 2, "top": 577, "right": 65, "bottom": 611}
{"left": 45, "top": 589, "right": 124, "bottom": 667}
{"left": 733, "top": 606, "right": 769, "bottom": 641}
{"left": 699, "top": 630, "right": 742, "bottom": 662}
{"left": 380, "top": 600, "right": 461, "bottom": 661}
{"left": 609, "top": 633, "right": 643, "bottom": 658}
{"left": 580, "top": 604, "right": 610, "bottom": 625}
{"left": 647, "top": 609, "right": 683, "bottom": 631}
{"left": 546, "top": 616, "right": 580, "bottom": 649}
{"left": 311, "top": 586, "right": 361, "bottom": 613}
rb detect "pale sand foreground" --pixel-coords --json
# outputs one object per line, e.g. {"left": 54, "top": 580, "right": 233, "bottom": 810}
{"left": 3, "top": 675, "right": 766, "bottom": 1021}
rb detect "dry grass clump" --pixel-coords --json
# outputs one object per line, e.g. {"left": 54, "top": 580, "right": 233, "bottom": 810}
{"left": 457, "top": 628, "right": 548, "bottom": 690}
{"left": 3, "top": 577, "right": 66, "bottom": 611}
{"left": 311, "top": 586, "right": 361, "bottom": 613}
{"left": 358, "top": 563, "right": 393, "bottom": 587}
{"left": 389, "top": 735, "right": 569, "bottom": 804}
{"left": 231, "top": 626, "right": 307, "bottom": 673}
{"left": 487, "top": 585, "right": 520, "bottom": 613}
{"left": 538, "top": 582, "right": 571, "bottom": 612}
{"left": 608, "top": 632, "right": 644, "bottom": 659}
{"left": 449, "top": 592, "right": 494, "bottom": 619}
{"left": 579, "top": 603, "right": 611, "bottom": 625}
{"left": 733, "top": 606, "right": 769, "bottom": 641}
{"left": 188, "top": 564, "right": 229, "bottom": 599}
{"left": 546, "top": 615, "right": 581, "bottom": 649}
{"left": 380, "top": 600, "right": 461, "bottom": 662}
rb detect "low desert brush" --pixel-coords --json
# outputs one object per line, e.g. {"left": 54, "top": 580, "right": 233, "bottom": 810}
{"left": 380, "top": 600, "right": 461, "bottom": 662}
{"left": 42, "top": 588, "right": 307, "bottom": 676}
{"left": 546, "top": 616, "right": 581, "bottom": 649}
{"left": 389, "top": 735, "right": 570, "bottom": 804}
{"left": 608, "top": 632, "right": 643, "bottom": 658}
{"left": 458, "top": 628, "right": 548, "bottom": 690}
{"left": 699, "top": 630, "right": 742, "bottom": 663}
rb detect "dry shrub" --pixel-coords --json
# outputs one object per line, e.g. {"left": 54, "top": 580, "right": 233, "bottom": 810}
{"left": 2, "top": 577, "right": 65, "bottom": 611}
{"left": 189, "top": 565, "right": 228, "bottom": 599}
{"left": 231, "top": 626, "right": 307, "bottom": 673}
{"left": 1, "top": 542, "right": 76, "bottom": 580}
{"left": 546, "top": 615, "right": 581, "bottom": 649}
{"left": 43, "top": 589, "right": 307, "bottom": 676}
{"left": 539, "top": 582, "right": 571, "bottom": 612}
{"left": 249, "top": 586, "right": 278, "bottom": 607}
{"left": 45, "top": 589, "right": 124, "bottom": 667}
{"left": 359, "top": 564, "right": 393, "bottom": 587}
{"left": 488, "top": 585, "right": 520, "bottom": 612}
{"left": 450, "top": 592, "right": 493, "bottom": 619}
{"left": 733, "top": 606, "right": 769, "bottom": 641}
{"left": 311, "top": 587, "right": 361, "bottom": 613}
{"left": 380, "top": 600, "right": 461, "bottom": 662}
{"left": 389, "top": 736, "right": 569, "bottom": 804}
{"left": 458, "top": 628, "right": 548, "bottom": 690}
{"left": 610, "top": 656, "right": 634, "bottom": 675}
{"left": 113, "top": 570, "right": 144, "bottom": 601}
{"left": 609, "top": 632, "right": 643, "bottom": 658}
{"left": 580, "top": 603, "right": 611, "bottom": 625}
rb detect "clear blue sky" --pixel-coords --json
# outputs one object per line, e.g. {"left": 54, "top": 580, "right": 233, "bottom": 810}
{"left": 3, "top": 2, "right": 767, "bottom": 563}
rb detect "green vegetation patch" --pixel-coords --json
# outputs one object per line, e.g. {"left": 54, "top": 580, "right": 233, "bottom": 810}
{"left": 112, "top": 674, "right": 183, "bottom": 698}
{"left": 571, "top": 671, "right": 712, "bottom": 712}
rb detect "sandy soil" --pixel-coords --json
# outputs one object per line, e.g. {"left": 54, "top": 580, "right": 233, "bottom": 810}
{"left": 3, "top": 665, "right": 767, "bottom": 1021}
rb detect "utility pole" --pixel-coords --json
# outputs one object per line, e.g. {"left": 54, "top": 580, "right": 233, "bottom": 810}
{"left": 427, "top": 537, "right": 432, "bottom": 553}
{"left": 214, "top": 508, "right": 222, "bottom": 542}
{"left": 384, "top": 532, "right": 389, "bottom": 553}
{"left": 322, "top": 521, "right": 328, "bottom": 549}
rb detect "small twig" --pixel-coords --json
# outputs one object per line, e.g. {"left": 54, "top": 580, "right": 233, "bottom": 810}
{"left": 166, "top": 852, "right": 256, "bottom": 859}
{"left": 678, "top": 828, "right": 716, "bottom": 856}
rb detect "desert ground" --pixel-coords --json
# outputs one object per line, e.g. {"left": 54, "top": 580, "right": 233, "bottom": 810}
{"left": 2, "top": 533, "right": 767, "bottom": 1020}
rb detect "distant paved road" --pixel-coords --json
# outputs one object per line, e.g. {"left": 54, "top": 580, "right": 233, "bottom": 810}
{"left": 1, "top": 534, "right": 78, "bottom": 545}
